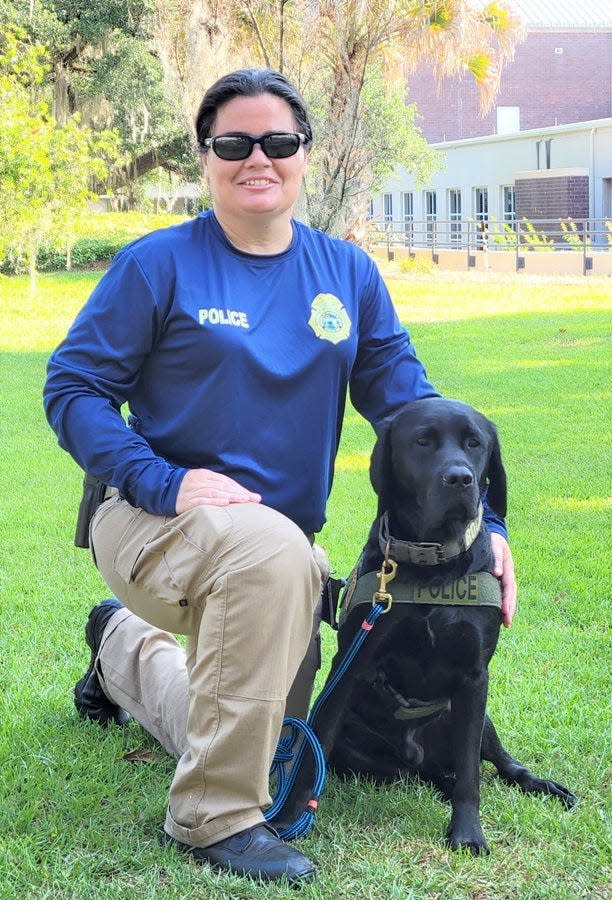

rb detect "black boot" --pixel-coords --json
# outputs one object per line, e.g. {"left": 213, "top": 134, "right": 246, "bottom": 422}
{"left": 160, "top": 823, "right": 316, "bottom": 884}
{"left": 74, "top": 598, "right": 130, "bottom": 726}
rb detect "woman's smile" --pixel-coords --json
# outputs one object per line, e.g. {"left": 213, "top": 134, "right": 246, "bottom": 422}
{"left": 202, "top": 93, "right": 308, "bottom": 244}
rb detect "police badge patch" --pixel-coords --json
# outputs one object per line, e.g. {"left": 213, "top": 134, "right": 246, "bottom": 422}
{"left": 307, "top": 293, "right": 351, "bottom": 344}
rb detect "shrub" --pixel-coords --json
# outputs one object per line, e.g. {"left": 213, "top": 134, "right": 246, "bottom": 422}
{"left": 518, "top": 218, "right": 555, "bottom": 252}
{"left": 488, "top": 218, "right": 516, "bottom": 250}
{"left": 1, "top": 235, "right": 126, "bottom": 274}
{"left": 1, "top": 211, "right": 190, "bottom": 274}
{"left": 399, "top": 254, "right": 436, "bottom": 275}
{"left": 41, "top": 236, "right": 129, "bottom": 270}
{"left": 559, "top": 218, "right": 591, "bottom": 252}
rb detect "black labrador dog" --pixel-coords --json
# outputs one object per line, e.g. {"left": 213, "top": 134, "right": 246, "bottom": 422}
{"left": 278, "top": 397, "right": 575, "bottom": 853}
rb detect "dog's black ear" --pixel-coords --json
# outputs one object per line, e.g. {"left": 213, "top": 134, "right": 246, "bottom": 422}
{"left": 370, "top": 418, "right": 394, "bottom": 514}
{"left": 485, "top": 427, "right": 507, "bottom": 518}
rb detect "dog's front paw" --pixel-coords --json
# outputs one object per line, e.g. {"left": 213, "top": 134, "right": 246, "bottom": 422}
{"left": 546, "top": 780, "right": 577, "bottom": 809}
{"left": 501, "top": 763, "right": 578, "bottom": 809}
{"left": 519, "top": 773, "right": 577, "bottom": 809}
{"left": 446, "top": 815, "right": 489, "bottom": 855}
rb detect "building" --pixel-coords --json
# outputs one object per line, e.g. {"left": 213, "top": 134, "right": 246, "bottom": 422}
{"left": 370, "top": 2, "right": 612, "bottom": 272}
{"left": 406, "top": 0, "right": 612, "bottom": 143}
{"left": 373, "top": 117, "right": 612, "bottom": 230}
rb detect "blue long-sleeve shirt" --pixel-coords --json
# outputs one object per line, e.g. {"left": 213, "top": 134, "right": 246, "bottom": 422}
{"left": 44, "top": 211, "right": 506, "bottom": 538}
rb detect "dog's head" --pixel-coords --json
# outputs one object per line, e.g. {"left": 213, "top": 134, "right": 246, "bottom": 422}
{"left": 370, "top": 398, "right": 507, "bottom": 542}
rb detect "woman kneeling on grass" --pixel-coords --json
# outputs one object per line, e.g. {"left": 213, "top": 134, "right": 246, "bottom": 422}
{"left": 43, "top": 67, "right": 516, "bottom": 886}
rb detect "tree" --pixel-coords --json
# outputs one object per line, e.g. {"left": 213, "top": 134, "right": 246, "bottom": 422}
{"left": 1, "top": 0, "right": 195, "bottom": 202}
{"left": 1, "top": 1, "right": 525, "bottom": 235}
{"left": 152, "top": 1, "right": 239, "bottom": 132}
{"left": 304, "top": 60, "right": 440, "bottom": 235}
{"left": 152, "top": 0, "right": 524, "bottom": 236}
{"left": 0, "top": 28, "right": 117, "bottom": 290}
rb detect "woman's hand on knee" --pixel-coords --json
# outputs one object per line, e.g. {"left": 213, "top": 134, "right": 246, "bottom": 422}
{"left": 176, "top": 469, "right": 261, "bottom": 514}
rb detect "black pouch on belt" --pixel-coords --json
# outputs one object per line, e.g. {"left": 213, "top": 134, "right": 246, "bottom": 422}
{"left": 74, "top": 473, "right": 108, "bottom": 549}
{"left": 320, "top": 576, "right": 346, "bottom": 630}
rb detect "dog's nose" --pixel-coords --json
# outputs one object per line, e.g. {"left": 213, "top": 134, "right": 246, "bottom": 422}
{"left": 442, "top": 466, "right": 474, "bottom": 488}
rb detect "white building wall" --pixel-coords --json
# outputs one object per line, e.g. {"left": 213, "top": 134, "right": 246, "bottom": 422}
{"left": 373, "top": 118, "right": 612, "bottom": 226}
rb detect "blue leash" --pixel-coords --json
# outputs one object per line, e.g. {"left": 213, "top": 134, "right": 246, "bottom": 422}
{"left": 265, "top": 602, "right": 387, "bottom": 839}
{"left": 309, "top": 602, "right": 386, "bottom": 729}
{"left": 266, "top": 717, "right": 326, "bottom": 841}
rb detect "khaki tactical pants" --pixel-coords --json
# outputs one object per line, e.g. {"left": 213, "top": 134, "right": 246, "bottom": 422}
{"left": 90, "top": 495, "right": 326, "bottom": 849}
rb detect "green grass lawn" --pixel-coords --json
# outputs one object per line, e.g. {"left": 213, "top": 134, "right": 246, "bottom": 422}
{"left": 0, "top": 266, "right": 610, "bottom": 898}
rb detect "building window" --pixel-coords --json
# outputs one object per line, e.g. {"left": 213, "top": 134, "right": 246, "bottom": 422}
{"left": 366, "top": 198, "right": 374, "bottom": 220}
{"left": 425, "top": 190, "right": 437, "bottom": 244}
{"left": 402, "top": 191, "right": 413, "bottom": 245}
{"left": 474, "top": 187, "right": 488, "bottom": 247}
{"left": 383, "top": 192, "right": 393, "bottom": 224}
{"left": 502, "top": 186, "right": 516, "bottom": 225}
{"left": 448, "top": 189, "right": 462, "bottom": 244}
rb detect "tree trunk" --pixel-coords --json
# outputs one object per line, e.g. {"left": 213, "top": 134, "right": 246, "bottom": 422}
{"left": 99, "top": 139, "right": 188, "bottom": 193}
{"left": 28, "top": 241, "right": 39, "bottom": 299}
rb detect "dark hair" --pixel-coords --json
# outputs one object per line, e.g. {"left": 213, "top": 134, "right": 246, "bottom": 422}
{"left": 195, "top": 68, "right": 313, "bottom": 149}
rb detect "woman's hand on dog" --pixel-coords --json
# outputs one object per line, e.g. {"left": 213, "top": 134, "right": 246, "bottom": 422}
{"left": 491, "top": 533, "right": 516, "bottom": 627}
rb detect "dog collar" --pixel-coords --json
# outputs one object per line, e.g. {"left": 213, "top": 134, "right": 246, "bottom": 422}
{"left": 378, "top": 504, "right": 483, "bottom": 566}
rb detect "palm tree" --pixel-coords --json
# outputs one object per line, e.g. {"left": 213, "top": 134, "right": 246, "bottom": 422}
{"left": 152, "top": 1, "right": 526, "bottom": 234}
{"left": 296, "top": 1, "right": 526, "bottom": 233}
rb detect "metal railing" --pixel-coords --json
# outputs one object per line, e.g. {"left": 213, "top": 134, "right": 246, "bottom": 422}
{"left": 371, "top": 218, "right": 612, "bottom": 274}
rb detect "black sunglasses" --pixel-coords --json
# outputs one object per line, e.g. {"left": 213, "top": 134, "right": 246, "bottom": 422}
{"left": 200, "top": 131, "right": 307, "bottom": 161}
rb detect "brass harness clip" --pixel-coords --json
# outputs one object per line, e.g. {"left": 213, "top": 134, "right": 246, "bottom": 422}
{"left": 372, "top": 546, "right": 398, "bottom": 613}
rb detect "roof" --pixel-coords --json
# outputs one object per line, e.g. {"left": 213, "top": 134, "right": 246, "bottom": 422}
{"left": 506, "top": 0, "right": 612, "bottom": 29}
{"left": 431, "top": 116, "right": 612, "bottom": 149}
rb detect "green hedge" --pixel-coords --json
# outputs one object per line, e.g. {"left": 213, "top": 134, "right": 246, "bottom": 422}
{"left": 2, "top": 236, "right": 129, "bottom": 275}
{"left": 39, "top": 235, "right": 129, "bottom": 270}
{"left": 1, "top": 211, "right": 191, "bottom": 274}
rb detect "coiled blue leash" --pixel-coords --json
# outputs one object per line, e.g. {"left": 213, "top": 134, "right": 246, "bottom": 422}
{"left": 265, "top": 601, "right": 388, "bottom": 840}
{"left": 266, "top": 716, "right": 326, "bottom": 841}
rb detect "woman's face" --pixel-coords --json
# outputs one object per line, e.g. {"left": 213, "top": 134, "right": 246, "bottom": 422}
{"left": 201, "top": 93, "right": 308, "bottom": 224}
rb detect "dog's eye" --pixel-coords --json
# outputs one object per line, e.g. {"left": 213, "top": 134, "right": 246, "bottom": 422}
{"left": 466, "top": 437, "right": 481, "bottom": 448}
{"left": 416, "top": 436, "right": 431, "bottom": 447}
